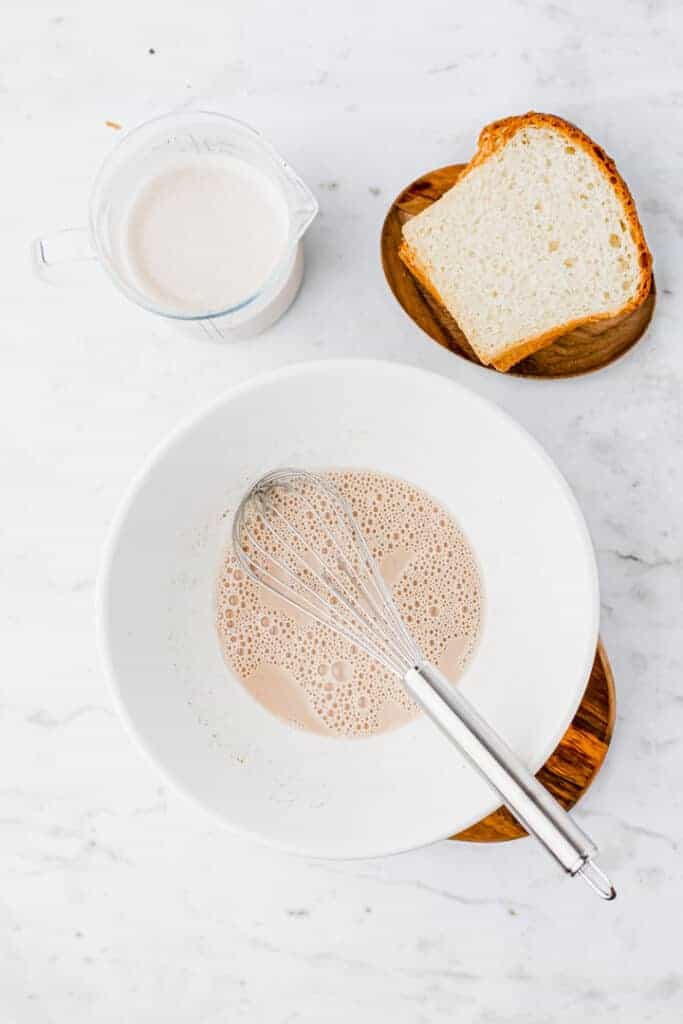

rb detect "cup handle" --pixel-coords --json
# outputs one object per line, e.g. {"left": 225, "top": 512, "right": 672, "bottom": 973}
{"left": 31, "top": 227, "right": 96, "bottom": 282}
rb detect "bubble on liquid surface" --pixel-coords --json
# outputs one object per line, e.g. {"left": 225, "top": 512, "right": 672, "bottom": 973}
{"left": 216, "top": 470, "right": 482, "bottom": 738}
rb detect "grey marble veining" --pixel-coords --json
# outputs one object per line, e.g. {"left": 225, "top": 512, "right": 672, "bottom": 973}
{"left": 2, "top": 0, "right": 682, "bottom": 1020}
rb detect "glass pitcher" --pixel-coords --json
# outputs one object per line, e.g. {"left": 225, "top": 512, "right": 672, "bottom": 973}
{"left": 32, "top": 110, "right": 319, "bottom": 339}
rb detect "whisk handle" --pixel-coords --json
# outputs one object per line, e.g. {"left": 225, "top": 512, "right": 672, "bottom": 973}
{"left": 405, "top": 663, "right": 615, "bottom": 900}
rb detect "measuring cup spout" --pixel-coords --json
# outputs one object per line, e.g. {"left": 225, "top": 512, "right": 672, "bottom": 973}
{"left": 282, "top": 166, "right": 318, "bottom": 241}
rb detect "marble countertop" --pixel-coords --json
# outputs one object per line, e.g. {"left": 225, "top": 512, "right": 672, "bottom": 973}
{"left": 2, "top": 1, "right": 682, "bottom": 1020}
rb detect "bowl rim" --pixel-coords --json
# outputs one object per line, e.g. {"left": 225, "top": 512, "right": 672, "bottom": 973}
{"left": 95, "top": 358, "right": 600, "bottom": 858}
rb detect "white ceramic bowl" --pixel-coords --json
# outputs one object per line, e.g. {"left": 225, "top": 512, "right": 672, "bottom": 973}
{"left": 97, "top": 360, "right": 599, "bottom": 858}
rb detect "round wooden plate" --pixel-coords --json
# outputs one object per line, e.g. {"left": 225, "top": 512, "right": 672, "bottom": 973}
{"left": 382, "top": 164, "right": 656, "bottom": 379}
{"left": 451, "top": 641, "right": 615, "bottom": 842}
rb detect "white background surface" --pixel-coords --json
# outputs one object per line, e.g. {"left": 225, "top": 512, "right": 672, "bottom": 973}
{"left": 2, "top": 1, "right": 682, "bottom": 1021}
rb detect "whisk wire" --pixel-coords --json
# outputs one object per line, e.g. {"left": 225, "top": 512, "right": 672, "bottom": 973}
{"left": 258, "top": 502, "right": 409, "bottom": 673}
{"left": 338, "top": 501, "right": 423, "bottom": 669}
{"left": 269, "top": 486, "right": 420, "bottom": 671}
{"left": 308, "top": 482, "right": 422, "bottom": 668}
{"left": 233, "top": 469, "right": 422, "bottom": 677}
{"left": 263, "top": 505, "right": 401, "bottom": 664}
{"left": 238, "top": 512, "right": 409, "bottom": 677}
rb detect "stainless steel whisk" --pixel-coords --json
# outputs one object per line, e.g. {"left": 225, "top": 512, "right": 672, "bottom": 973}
{"left": 233, "top": 468, "right": 616, "bottom": 900}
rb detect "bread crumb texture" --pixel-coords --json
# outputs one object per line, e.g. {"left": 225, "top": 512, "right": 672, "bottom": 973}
{"left": 400, "top": 112, "right": 651, "bottom": 369}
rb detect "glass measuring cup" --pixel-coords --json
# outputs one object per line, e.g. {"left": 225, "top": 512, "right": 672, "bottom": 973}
{"left": 32, "top": 110, "right": 318, "bottom": 339}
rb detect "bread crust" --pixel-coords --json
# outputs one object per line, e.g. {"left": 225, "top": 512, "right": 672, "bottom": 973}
{"left": 399, "top": 111, "right": 652, "bottom": 371}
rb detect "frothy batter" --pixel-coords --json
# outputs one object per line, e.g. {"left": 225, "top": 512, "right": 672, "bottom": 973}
{"left": 216, "top": 470, "right": 482, "bottom": 738}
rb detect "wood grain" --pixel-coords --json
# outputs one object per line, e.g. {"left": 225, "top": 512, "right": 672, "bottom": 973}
{"left": 450, "top": 641, "right": 615, "bottom": 843}
{"left": 382, "top": 164, "right": 656, "bottom": 379}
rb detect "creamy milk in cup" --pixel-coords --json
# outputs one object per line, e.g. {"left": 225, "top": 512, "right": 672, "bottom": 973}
{"left": 32, "top": 111, "right": 318, "bottom": 339}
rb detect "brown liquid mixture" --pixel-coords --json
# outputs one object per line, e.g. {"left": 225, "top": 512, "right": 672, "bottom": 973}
{"left": 216, "top": 470, "right": 482, "bottom": 738}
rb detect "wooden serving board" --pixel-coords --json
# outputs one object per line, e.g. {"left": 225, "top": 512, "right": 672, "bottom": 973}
{"left": 451, "top": 641, "right": 615, "bottom": 843}
{"left": 382, "top": 164, "right": 656, "bottom": 379}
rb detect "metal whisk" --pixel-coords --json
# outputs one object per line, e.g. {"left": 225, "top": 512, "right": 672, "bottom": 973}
{"left": 233, "top": 468, "right": 615, "bottom": 900}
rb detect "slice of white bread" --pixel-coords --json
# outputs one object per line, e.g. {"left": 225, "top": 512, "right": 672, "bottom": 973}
{"left": 400, "top": 112, "right": 652, "bottom": 371}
